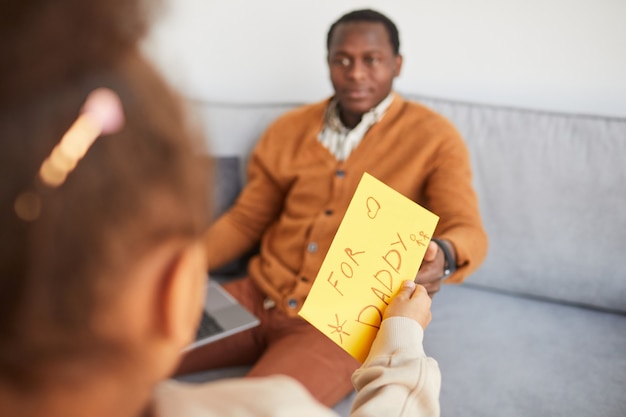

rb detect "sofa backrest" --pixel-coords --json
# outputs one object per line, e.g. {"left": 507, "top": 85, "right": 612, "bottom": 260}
{"left": 192, "top": 94, "right": 626, "bottom": 314}
{"left": 415, "top": 95, "right": 626, "bottom": 314}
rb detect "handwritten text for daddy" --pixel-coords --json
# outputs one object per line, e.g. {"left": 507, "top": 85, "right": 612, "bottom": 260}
{"left": 299, "top": 173, "right": 439, "bottom": 362}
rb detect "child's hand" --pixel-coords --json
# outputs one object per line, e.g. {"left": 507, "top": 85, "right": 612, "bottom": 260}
{"left": 383, "top": 280, "right": 432, "bottom": 330}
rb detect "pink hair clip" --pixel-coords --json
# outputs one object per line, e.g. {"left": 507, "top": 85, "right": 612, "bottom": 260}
{"left": 14, "top": 88, "right": 125, "bottom": 221}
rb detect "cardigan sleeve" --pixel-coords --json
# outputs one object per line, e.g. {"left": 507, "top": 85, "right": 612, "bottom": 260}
{"left": 424, "top": 118, "right": 488, "bottom": 283}
{"left": 350, "top": 317, "right": 441, "bottom": 417}
{"left": 204, "top": 123, "right": 287, "bottom": 271}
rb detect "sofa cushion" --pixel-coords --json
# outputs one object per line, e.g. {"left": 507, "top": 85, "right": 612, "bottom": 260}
{"left": 211, "top": 156, "right": 242, "bottom": 219}
{"left": 425, "top": 284, "right": 626, "bottom": 417}
{"left": 409, "top": 94, "right": 626, "bottom": 313}
{"left": 208, "top": 156, "right": 250, "bottom": 277}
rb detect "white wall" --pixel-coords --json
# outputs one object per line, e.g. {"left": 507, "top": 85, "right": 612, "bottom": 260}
{"left": 144, "top": 0, "right": 626, "bottom": 117}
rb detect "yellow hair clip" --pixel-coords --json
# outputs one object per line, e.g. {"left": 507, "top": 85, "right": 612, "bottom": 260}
{"left": 14, "top": 88, "right": 124, "bottom": 222}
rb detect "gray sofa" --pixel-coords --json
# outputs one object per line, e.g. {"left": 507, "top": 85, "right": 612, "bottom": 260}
{"left": 182, "top": 94, "right": 626, "bottom": 417}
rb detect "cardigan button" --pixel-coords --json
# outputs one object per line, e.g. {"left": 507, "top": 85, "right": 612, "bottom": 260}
{"left": 287, "top": 298, "right": 298, "bottom": 309}
{"left": 336, "top": 169, "right": 346, "bottom": 178}
{"left": 307, "top": 242, "right": 318, "bottom": 253}
{"left": 325, "top": 209, "right": 333, "bottom": 216}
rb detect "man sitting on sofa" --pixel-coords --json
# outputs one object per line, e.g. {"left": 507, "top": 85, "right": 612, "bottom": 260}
{"left": 177, "top": 8, "right": 488, "bottom": 408}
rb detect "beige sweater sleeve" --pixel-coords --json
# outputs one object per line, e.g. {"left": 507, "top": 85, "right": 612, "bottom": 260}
{"left": 153, "top": 320, "right": 440, "bottom": 417}
{"left": 154, "top": 375, "right": 339, "bottom": 417}
{"left": 350, "top": 317, "right": 441, "bottom": 417}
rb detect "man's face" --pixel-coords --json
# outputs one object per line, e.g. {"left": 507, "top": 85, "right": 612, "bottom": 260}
{"left": 327, "top": 21, "right": 402, "bottom": 127}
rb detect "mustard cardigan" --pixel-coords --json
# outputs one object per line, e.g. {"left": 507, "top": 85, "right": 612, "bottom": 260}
{"left": 205, "top": 94, "right": 488, "bottom": 316}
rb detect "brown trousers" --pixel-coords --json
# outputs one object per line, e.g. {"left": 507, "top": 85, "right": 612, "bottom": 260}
{"left": 176, "top": 277, "right": 360, "bottom": 407}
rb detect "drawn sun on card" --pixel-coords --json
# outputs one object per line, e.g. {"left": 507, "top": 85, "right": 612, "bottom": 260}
{"left": 328, "top": 314, "right": 351, "bottom": 344}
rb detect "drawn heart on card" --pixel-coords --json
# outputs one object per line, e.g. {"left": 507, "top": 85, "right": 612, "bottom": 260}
{"left": 366, "top": 197, "right": 380, "bottom": 219}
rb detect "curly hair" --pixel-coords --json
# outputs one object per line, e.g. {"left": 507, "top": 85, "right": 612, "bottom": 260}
{"left": 0, "top": 0, "right": 210, "bottom": 389}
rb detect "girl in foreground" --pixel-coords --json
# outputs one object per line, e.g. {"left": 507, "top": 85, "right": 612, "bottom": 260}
{"left": 0, "top": 1, "right": 441, "bottom": 416}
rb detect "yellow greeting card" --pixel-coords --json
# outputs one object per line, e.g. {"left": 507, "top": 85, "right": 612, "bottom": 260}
{"left": 298, "top": 172, "right": 439, "bottom": 362}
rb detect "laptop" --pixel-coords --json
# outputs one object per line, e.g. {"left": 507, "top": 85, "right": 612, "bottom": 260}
{"left": 184, "top": 280, "right": 260, "bottom": 352}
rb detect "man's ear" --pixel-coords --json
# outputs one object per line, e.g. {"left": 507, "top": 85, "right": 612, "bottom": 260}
{"left": 393, "top": 54, "right": 403, "bottom": 78}
{"left": 157, "top": 241, "right": 207, "bottom": 350}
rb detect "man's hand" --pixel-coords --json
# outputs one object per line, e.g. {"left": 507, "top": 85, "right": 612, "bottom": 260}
{"left": 414, "top": 240, "right": 454, "bottom": 297}
{"left": 384, "top": 281, "right": 432, "bottom": 330}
